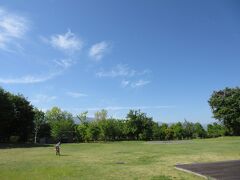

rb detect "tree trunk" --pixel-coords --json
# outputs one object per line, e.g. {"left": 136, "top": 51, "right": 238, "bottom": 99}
{"left": 34, "top": 130, "right": 38, "bottom": 144}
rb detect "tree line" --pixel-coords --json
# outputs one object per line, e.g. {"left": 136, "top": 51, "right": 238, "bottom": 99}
{"left": 48, "top": 108, "right": 226, "bottom": 142}
{"left": 0, "top": 86, "right": 239, "bottom": 143}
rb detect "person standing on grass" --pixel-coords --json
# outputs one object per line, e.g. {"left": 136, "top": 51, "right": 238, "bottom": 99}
{"left": 55, "top": 141, "right": 61, "bottom": 156}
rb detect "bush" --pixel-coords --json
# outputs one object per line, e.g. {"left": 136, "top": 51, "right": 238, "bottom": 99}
{"left": 9, "top": 136, "right": 20, "bottom": 143}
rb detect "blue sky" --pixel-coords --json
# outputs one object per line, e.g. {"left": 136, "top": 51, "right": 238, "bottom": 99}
{"left": 0, "top": 0, "right": 239, "bottom": 123}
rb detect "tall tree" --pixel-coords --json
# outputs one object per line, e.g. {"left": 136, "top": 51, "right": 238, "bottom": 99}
{"left": 159, "top": 123, "right": 168, "bottom": 140}
{"left": 33, "top": 108, "right": 45, "bottom": 143}
{"left": 76, "top": 111, "right": 89, "bottom": 142}
{"left": 182, "top": 120, "right": 195, "bottom": 139}
{"left": 0, "top": 88, "right": 34, "bottom": 142}
{"left": 152, "top": 122, "right": 161, "bottom": 140}
{"left": 86, "top": 121, "right": 101, "bottom": 141}
{"left": 126, "top": 109, "right": 154, "bottom": 140}
{"left": 0, "top": 88, "right": 15, "bottom": 142}
{"left": 171, "top": 122, "right": 184, "bottom": 140}
{"left": 193, "top": 122, "right": 206, "bottom": 138}
{"left": 165, "top": 127, "right": 174, "bottom": 140}
{"left": 209, "top": 87, "right": 240, "bottom": 135}
{"left": 8, "top": 93, "right": 34, "bottom": 142}
{"left": 140, "top": 116, "right": 154, "bottom": 140}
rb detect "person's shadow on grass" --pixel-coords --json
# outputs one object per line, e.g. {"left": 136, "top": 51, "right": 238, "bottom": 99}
{"left": 59, "top": 154, "right": 70, "bottom": 156}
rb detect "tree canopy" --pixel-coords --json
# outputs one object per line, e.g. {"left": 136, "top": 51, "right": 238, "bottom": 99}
{"left": 0, "top": 88, "right": 34, "bottom": 142}
{"left": 209, "top": 87, "right": 240, "bottom": 135}
{"left": 45, "top": 107, "right": 75, "bottom": 142}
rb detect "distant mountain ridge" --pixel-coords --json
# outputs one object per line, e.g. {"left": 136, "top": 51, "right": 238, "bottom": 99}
{"left": 73, "top": 117, "right": 95, "bottom": 124}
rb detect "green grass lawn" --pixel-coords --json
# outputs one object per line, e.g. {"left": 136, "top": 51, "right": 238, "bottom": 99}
{"left": 0, "top": 137, "right": 240, "bottom": 180}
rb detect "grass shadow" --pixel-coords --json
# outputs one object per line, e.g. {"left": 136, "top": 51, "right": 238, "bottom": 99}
{"left": 0, "top": 143, "right": 53, "bottom": 149}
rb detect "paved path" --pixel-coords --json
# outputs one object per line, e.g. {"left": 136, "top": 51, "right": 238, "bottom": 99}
{"left": 175, "top": 160, "right": 240, "bottom": 180}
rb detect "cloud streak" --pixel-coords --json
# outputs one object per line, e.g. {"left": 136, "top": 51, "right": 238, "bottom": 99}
{"left": 66, "top": 92, "right": 88, "bottom": 98}
{"left": 96, "top": 64, "right": 150, "bottom": 78}
{"left": 0, "top": 57, "right": 76, "bottom": 84}
{"left": 96, "top": 64, "right": 151, "bottom": 88}
{"left": 0, "top": 7, "right": 29, "bottom": 51}
{"left": 131, "top": 80, "right": 150, "bottom": 88}
{"left": 96, "top": 64, "right": 137, "bottom": 78}
{"left": 121, "top": 80, "right": 130, "bottom": 87}
{"left": 54, "top": 58, "right": 75, "bottom": 69}
{"left": 0, "top": 71, "right": 61, "bottom": 84}
{"left": 31, "top": 94, "right": 57, "bottom": 104}
{"left": 89, "top": 41, "right": 110, "bottom": 61}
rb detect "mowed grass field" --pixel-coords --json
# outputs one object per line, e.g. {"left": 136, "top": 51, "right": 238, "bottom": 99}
{"left": 0, "top": 137, "right": 240, "bottom": 180}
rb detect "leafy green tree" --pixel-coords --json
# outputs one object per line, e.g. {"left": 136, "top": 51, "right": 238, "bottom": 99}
{"left": 113, "top": 119, "right": 123, "bottom": 140}
{"left": 76, "top": 123, "right": 88, "bottom": 142}
{"left": 117, "top": 120, "right": 128, "bottom": 140}
{"left": 86, "top": 122, "right": 101, "bottom": 141}
{"left": 51, "top": 119, "right": 74, "bottom": 141}
{"left": 126, "top": 110, "right": 154, "bottom": 140}
{"left": 76, "top": 111, "right": 89, "bottom": 142}
{"left": 46, "top": 107, "right": 74, "bottom": 142}
{"left": 209, "top": 87, "right": 240, "bottom": 135}
{"left": 8, "top": 93, "right": 34, "bottom": 142}
{"left": 171, "top": 122, "right": 184, "bottom": 140}
{"left": 45, "top": 107, "right": 64, "bottom": 123}
{"left": 139, "top": 117, "right": 154, "bottom": 140}
{"left": 38, "top": 123, "right": 51, "bottom": 140}
{"left": 207, "top": 123, "right": 226, "bottom": 138}
{"left": 77, "top": 111, "right": 88, "bottom": 124}
{"left": 152, "top": 122, "right": 161, "bottom": 140}
{"left": 193, "top": 122, "right": 206, "bottom": 138}
{"left": 126, "top": 110, "right": 140, "bottom": 139}
{"left": 33, "top": 108, "right": 45, "bottom": 143}
{"left": 182, "top": 120, "right": 195, "bottom": 139}
{"left": 98, "top": 119, "right": 116, "bottom": 141}
{"left": 0, "top": 88, "right": 15, "bottom": 142}
{"left": 159, "top": 123, "right": 168, "bottom": 140}
{"left": 94, "top": 109, "right": 108, "bottom": 121}
{"left": 165, "top": 127, "right": 174, "bottom": 140}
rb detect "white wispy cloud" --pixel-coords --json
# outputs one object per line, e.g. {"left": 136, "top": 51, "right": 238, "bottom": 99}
{"left": 0, "top": 57, "right": 76, "bottom": 84}
{"left": 121, "top": 79, "right": 150, "bottom": 88}
{"left": 121, "top": 80, "right": 130, "bottom": 87}
{"left": 96, "top": 64, "right": 136, "bottom": 78}
{"left": 89, "top": 41, "right": 110, "bottom": 61}
{"left": 131, "top": 80, "right": 150, "bottom": 88}
{"left": 66, "top": 92, "right": 88, "bottom": 98}
{"left": 31, "top": 94, "right": 57, "bottom": 104}
{"left": 138, "top": 69, "right": 152, "bottom": 75}
{"left": 96, "top": 64, "right": 151, "bottom": 88}
{"left": 0, "top": 71, "right": 61, "bottom": 84}
{"left": 96, "top": 64, "right": 151, "bottom": 78}
{"left": 0, "top": 7, "right": 29, "bottom": 51}
{"left": 54, "top": 58, "right": 75, "bottom": 69}
{"left": 47, "top": 30, "right": 83, "bottom": 54}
